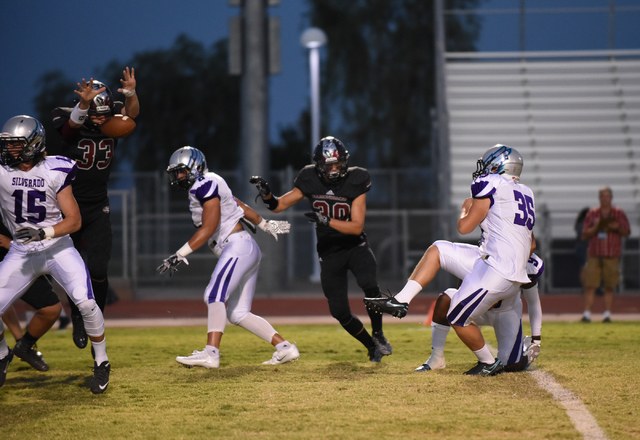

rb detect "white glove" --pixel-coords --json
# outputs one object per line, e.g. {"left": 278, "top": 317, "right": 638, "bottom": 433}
{"left": 523, "top": 336, "right": 541, "bottom": 366}
{"left": 257, "top": 219, "right": 290, "bottom": 241}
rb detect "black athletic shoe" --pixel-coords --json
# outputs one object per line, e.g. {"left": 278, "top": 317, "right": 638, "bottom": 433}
{"left": 71, "top": 314, "right": 88, "bottom": 349}
{"left": 58, "top": 315, "right": 71, "bottom": 330}
{"left": 363, "top": 293, "right": 408, "bottom": 318}
{"left": 368, "top": 345, "right": 383, "bottom": 363}
{"left": 463, "top": 359, "right": 504, "bottom": 376}
{"left": 0, "top": 348, "right": 14, "bottom": 388}
{"left": 603, "top": 316, "right": 612, "bottom": 323}
{"left": 372, "top": 331, "right": 392, "bottom": 355}
{"left": 14, "top": 339, "right": 49, "bottom": 372}
{"left": 90, "top": 361, "right": 111, "bottom": 394}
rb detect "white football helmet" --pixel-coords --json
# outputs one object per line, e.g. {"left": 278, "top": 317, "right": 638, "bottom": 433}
{"left": 0, "top": 115, "right": 46, "bottom": 166}
{"left": 167, "top": 146, "right": 208, "bottom": 190}
{"left": 472, "top": 144, "right": 523, "bottom": 182}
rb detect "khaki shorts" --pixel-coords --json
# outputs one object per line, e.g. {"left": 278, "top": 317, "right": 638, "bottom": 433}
{"left": 583, "top": 257, "right": 620, "bottom": 290}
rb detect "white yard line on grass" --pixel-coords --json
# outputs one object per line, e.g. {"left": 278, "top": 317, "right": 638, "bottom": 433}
{"left": 528, "top": 370, "right": 608, "bottom": 440}
{"left": 487, "top": 342, "right": 608, "bottom": 440}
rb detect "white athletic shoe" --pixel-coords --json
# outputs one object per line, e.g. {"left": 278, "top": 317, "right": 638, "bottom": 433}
{"left": 414, "top": 355, "right": 446, "bottom": 372}
{"left": 176, "top": 349, "right": 220, "bottom": 369}
{"left": 262, "top": 343, "right": 300, "bottom": 365}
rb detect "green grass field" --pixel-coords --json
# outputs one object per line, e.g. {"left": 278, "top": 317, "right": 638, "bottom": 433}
{"left": 1, "top": 321, "right": 639, "bottom": 439}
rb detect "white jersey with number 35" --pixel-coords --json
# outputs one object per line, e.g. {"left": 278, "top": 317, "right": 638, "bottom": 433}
{"left": 471, "top": 173, "right": 535, "bottom": 284}
{"left": 188, "top": 172, "right": 244, "bottom": 248}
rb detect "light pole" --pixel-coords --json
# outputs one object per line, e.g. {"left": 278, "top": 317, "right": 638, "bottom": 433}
{"left": 301, "top": 27, "right": 327, "bottom": 283}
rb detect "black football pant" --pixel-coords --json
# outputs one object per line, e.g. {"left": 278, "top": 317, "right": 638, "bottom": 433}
{"left": 319, "top": 243, "right": 383, "bottom": 347}
{"left": 67, "top": 204, "right": 112, "bottom": 317}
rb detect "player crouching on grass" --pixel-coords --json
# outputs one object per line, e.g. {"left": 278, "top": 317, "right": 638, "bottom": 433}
{"left": 157, "top": 146, "right": 299, "bottom": 368}
{"left": 0, "top": 115, "right": 110, "bottom": 394}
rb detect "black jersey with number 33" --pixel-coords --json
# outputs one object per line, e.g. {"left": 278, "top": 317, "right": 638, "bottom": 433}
{"left": 52, "top": 102, "right": 124, "bottom": 206}
{"left": 294, "top": 164, "right": 372, "bottom": 256}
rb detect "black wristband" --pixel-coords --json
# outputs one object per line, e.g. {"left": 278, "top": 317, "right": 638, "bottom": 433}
{"left": 532, "top": 335, "right": 541, "bottom": 341}
{"left": 264, "top": 195, "right": 279, "bottom": 211}
{"left": 37, "top": 229, "right": 46, "bottom": 240}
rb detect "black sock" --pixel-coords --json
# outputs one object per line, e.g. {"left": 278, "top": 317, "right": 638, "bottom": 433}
{"left": 340, "top": 315, "right": 374, "bottom": 349}
{"left": 20, "top": 331, "right": 39, "bottom": 348}
{"left": 364, "top": 288, "right": 383, "bottom": 334}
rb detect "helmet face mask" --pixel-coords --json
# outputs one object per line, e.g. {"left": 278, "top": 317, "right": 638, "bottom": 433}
{"left": 167, "top": 146, "right": 208, "bottom": 191}
{"left": 313, "top": 136, "right": 349, "bottom": 182}
{"left": 472, "top": 144, "right": 523, "bottom": 182}
{"left": 0, "top": 115, "right": 46, "bottom": 167}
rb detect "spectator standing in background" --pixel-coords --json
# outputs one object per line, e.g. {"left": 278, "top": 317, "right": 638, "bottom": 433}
{"left": 574, "top": 207, "right": 590, "bottom": 285}
{"left": 581, "top": 187, "right": 630, "bottom": 323}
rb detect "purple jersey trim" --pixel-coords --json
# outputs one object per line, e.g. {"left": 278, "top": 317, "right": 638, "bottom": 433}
{"left": 193, "top": 180, "right": 219, "bottom": 205}
{"left": 55, "top": 163, "right": 78, "bottom": 193}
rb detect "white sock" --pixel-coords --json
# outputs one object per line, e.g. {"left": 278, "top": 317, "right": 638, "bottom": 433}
{"left": 0, "top": 338, "right": 8, "bottom": 359}
{"left": 431, "top": 322, "right": 450, "bottom": 351}
{"left": 603, "top": 310, "right": 611, "bottom": 319}
{"left": 205, "top": 345, "right": 219, "bottom": 357}
{"left": 583, "top": 310, "right": 591, "bottom": 319}
{"left": 92, "top": 339, "right": 108, "bottom": 365}
{"left": 395, "top": 279, "right": 423, "bottom": 304}
{"left": 275, "top": 341, "right": 290, "bottom": 351}
{"left": 473, "top": 344, "right": 496, "bottom": 364}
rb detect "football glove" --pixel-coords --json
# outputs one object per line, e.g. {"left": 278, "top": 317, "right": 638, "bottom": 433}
{"left": 157, "top": 253, "right": 189, "bottom": 277}
{"left": 523, "top": 336, "right": 541, "bottom": 365}
{"left": 15, "top": 227, "right": 46, "bottom": 244}
{"left": 258, "top": 219, "right": 290, "bottom": 241}
{"left": 249, "top": 176, "right": 272, "bottom": 198}
{"left": 304, "top": 210, "right": 330, "bottom": 226}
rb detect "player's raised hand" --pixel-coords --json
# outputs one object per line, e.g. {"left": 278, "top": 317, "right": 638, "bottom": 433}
{"left": 249, "top": 176, "right": 272, "bottom": 198}
{"left": 258, "top": 219, "right": 290, "bottom": 241}
{"left": 118, "top": 67, "right": 136, "bottom": 97}
{"left": 157, "top": 253, "right": 189, "bottom": 277}
{"left": 74, "top": 78, "right": 105, "bottom": 107}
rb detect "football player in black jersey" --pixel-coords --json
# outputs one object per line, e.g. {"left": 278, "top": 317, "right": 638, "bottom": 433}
{"left": 250, "top": 136, "right": 391, "bottom": 362}
{"left": 52, "top": 68, "right": 139, "bottom": 350}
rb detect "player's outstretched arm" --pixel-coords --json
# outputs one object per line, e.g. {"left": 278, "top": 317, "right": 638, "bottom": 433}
{"left": 119, "top": 67, "right": 139, "bottom": 118}
{"left": 249, "top": 176, "right": 304, "bottom": 213}
{"left": 236, "top": 197, "right": 290, "bottom": 241}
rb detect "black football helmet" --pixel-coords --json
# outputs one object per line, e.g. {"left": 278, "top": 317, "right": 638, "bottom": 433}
{"left": 0, "top": 115, "right": 46, "bottom": 167}
{"left": 312, "top": 136, "right": 349, "bottom": 182}
{"left": 87, "top": 80, "right": 114, "bottom": 116}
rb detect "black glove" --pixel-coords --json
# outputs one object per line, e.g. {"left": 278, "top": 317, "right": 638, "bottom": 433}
{"left": 15, "top": 227, "right": 46, "bottom": 244}
{"left": 304, "top": 210, "right": 331, "bottom": 226}
{"left": 249, "top": 176, "right": 271, "bottom": 198}
{"left": 157, "top": 253, "right": 189, "bottom": 277}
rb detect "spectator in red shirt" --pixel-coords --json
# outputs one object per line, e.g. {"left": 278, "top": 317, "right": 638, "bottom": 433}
{"left": 581, "top": 186, "right": 630, "bottom": 322}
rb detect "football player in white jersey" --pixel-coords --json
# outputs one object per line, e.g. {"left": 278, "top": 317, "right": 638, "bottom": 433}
{"left": 365, "top": 145, "right": 536, "bottom": 375}
{"left": 157, "top": 146, "right": 299, "bottom": 368}
{"left": 0, "top": 115, "right": 110, "bottom": 393}
{"left": 414, "top": 251, "right": 543, "bottom": 373}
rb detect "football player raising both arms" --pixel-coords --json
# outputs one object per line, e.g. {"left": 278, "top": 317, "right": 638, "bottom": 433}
{"left": 52, "top": 68, "right": 139, "bottom": 351}
{"left": 365, "top": 145, "right": 536, "bottom": 375}
{"left": 0, "top": 116, "right": 110, "bottom": 393}
{"left": 251, "top": 136, "right": 392, "bottom": 363}
{"left": 158, "top": 147, "right": 299, "bottom": 368}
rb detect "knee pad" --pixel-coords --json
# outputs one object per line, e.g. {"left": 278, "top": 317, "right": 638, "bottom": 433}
{"left": 207, "top": 302, "right": 227, "bottom": 333}
{"left": 77, "top": 300, "right": 105, "bottom": 337}
{"left": 236, "top": 313, "right": 277, "bottom": 343}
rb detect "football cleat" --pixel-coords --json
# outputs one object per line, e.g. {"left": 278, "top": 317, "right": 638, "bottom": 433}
{"left": 414, "top": 355, "right": 446, "bottom": 372}
{"left": 463, "top": 359, "right": 504, "bottom": 376}
{"left": 90, "top": 360, "right": 110, "bottom": 394}
{"left": 368, "top": 345, "right": 383, "bottom": 363}
{"left": 262, "top": 343, "right": 300, "bottom": 365}
{"left": 363, "top": 293, "right": 408, "bottom": 318}
{"left": 372, "top": 331, "right": 393, "bottom": 355}
{"left": 0, "top": 348, "right": 14, "bottom": 388}
{"left": 14, "top": 339, "right": 49, "bottom": 372}
{"left": 71, "top": 314, "right": 88, "bottom": 349}
{"left": 176, "top": 349, "right": 220, "bottom": 369}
